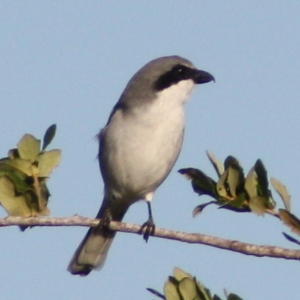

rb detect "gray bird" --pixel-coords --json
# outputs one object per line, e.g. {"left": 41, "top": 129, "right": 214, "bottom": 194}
{"left": 68, "top": 55, "right": 214, "bottom": 275}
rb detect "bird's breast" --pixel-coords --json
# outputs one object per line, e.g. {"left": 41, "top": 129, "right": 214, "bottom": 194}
{"left": 100, "top": 96, "right": 186, "bottom": 201}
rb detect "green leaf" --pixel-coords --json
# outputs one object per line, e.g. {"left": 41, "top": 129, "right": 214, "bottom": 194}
{"left": 0, "top": 176, "right": 15, "bottom": 198}
{"left": 23, "top": 186, "right": 50, "bottom": 216}
{"left": 248, "top": 197, "right": 267, "bottom": 215}
{"left": 17, "top": 134, "right": 41, "bottom": 161}
{"left": 279, "top": 209, "right": 300, "bottom": 236}
{"left": 244, "top": 167, "right": 257, "bottom": 199}
{"left": 0, "top": 176, "right": 32, "bottom": 217}
{"left": 216, "top": 169, "right": 230, "bottom": 199}
{"left": 42, "top": 124, "right": 57, "bottom": 150}
{"left": 245, "top": 167, "right": 275, "bottom": 210}
{"left": 224, "top": 156, "right": 245, "bottom": 198}
{"left": 254, "top": 159, "right": 269, "bottom": 197}
{"left": 219, "top": 193, "right": 249, "bottom": 212}
{"left": 227, "top": 294, "right": 243, "bottom": 300}
{"left": 37, "top": 149, "right": 62, "bottom": 177}
{"left": 173, "top": 267, "right": 193, "bottom": 281}
{"left": 162, "top": 268, "right": 242, "bottom": 300}
{"left": 178, "top": 168, "right": 218, "bottom": 199}
{"left": 0, "top": 168, "right": 50, "bottom": 217}
{"left": 206, "top": 151, "right": 224, "bottom": 177}
{"left": 193, "top": 201, "right": 218, "bottom": 217}
{"left": 270, "top": 178, "right": 291, "bottom": 211}
{"left": 195, "top": 278, "right": 214, "bottom": 300}
{"left": 223, "top": 156, "right": 240, "bottom": 170}
{"left": 226, "top": 167, "right": 241, "bottom": 198}
{"left": 146, "top": 288, "right": 166, "bottom": 300}
{"left": 164, "top": 278, "right": 181, "bottom": 300}
{"left": 7, "top": 148, "right": 19, "bottom": 159}
{"left": 0, "top": 164, "right": 30, "bottom": 194}
{"left": 282, "top": 232, "right": 300, "bottom": 246}
{"left": 178, "top": 278, "right": 202, "bottom": 300}
{"left": 0, "top": 158, "right": 33, "bottom": 176}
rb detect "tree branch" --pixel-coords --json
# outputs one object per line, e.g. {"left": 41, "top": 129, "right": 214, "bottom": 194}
{"left": 1, "top": 215, "right": 299, "bottom": 261}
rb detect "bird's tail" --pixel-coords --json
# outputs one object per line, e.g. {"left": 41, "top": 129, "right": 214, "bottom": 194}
{"left": 67, "top": 197, "right": 129, "bottom": 276}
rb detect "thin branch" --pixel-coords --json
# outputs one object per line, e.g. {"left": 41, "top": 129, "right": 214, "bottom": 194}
{"left": 1, "top": 216, "right": 300, "bottom": 261}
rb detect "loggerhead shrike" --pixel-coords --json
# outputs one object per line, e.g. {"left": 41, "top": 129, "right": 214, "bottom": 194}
{"left": 68, "top": 55, "right": 214, "bottom": 275}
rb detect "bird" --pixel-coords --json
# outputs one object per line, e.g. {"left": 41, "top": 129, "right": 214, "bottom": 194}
{"left": 68, "top": 55, "right": 214, "bottom": 275}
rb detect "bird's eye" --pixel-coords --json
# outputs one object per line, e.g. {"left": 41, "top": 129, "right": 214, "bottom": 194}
{"left": 154, "top": 65, "right": 190, "bottom": 91}
{"left": 173, "top": 66, "right": 184, "bottom": 74}
{"left": 172, "top": 65, "right": 189, "bottom": 79}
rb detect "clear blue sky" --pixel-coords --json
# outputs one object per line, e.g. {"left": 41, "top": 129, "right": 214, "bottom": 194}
{"left": 1, "top": 2, "right": 300, "bottom": 299}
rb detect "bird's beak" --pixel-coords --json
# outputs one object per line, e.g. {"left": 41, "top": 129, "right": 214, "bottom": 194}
{"left": 193, "top": 69, "right": 215, "bottom": 84}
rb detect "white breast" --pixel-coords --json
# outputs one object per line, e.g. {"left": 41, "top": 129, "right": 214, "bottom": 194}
{"left": 100, "top": 79, "right": 195, "bottom": 202}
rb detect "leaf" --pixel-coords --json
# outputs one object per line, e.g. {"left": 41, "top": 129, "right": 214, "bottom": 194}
{"left": 178, "top": 277, "right": 202, "bottom": 300}
{"left": 7, "top": 148, "right": 19, "bottom": 159}
{"left": 0, "top": 158, "right": 33, "bottom": 176}
{"left": 248, "top": 197, "right": 267, "bottom": 216}
{"left": 206, "top": 151, "right": 224, "bottom": 177}
{"left": 42, "top": 124, "right": 57, "bottom": 150}
{"left": 219, "top": 193, "right": 249, "bottom": 212}
{"left": 164, "top": 278, "right": 181, "bottom": 300}
{"left": 17, "top": 134, "right": 41, "bottom": 162}
{"left": 0, "top": 176, "right": 32, "bottom": 217}
{"left": 193, "top": 201, "right": 218, "bottom": 217}
{"left": 146, "top": 288, "right": 166, "bottom": 300}
{"left": 254, "top": 159, "right": 269, "bottom": 197}
{"left": 37, "top": 149, "right": 62, "bottom": 177}
{"left": 173, "top": 267, "right": 193, "bottom": 281}
{"left": 270, "top": 178, "right": 291, "bottom": 211}
{"left": 195, "top": 278, "right": 214, "bottom": 300}
{"left": 216, "top": 169, "right": 230, "bottom": 199}
{"left": 244, "top": 167, "right": 257, "bottom": 199}
{"left": 253, "top": 160, "right": 276, "bottom": 210}
{"left": 282, "top": 232, "right": 300, "bottom": 246}
{"left": 225, "top": 168, "right": 239, "bottom": 198}
{"left": 224, "top": 156, "right": 245, "bottom": 198}
{"left": 0, "top": 163, "right": 30, "bottom": 193}
{"left": 226, "top": 167, "right": 241, "bottom": 198}
{"left": 227, "top": 294, "right": 243, "bottom": 300}
{"left": 0, "top": 174, "right": 50, "bottom": 218}
{"left": 0, "top": 176, "right": 15, "bottom": 198}
{"left": 223, "top": 156, "right": 240, "bottom": 170}
{"left": 178, "top": 168, "right": 218, "bottom": 199}
{"left": 265, "top": 194, "right": 276, "bottom": 210}
{"left": 23, "top": 188, "right": 50, "bottom": 217}
{"left": 279, "top": 209, "right": 300, "bottom": 236}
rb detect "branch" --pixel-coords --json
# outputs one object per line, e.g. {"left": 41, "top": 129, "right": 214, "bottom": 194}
{"left": 1, "top": 216, "right": 300, "bottom": 261}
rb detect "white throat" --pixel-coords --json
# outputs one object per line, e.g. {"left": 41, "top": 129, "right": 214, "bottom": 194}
{"left": 156, "top": 79, "right": 195, "bottom": 106}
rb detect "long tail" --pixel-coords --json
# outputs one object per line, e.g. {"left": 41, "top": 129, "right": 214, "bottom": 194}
{"left": 68, "top": 197, "right": 128, "bottom": 276}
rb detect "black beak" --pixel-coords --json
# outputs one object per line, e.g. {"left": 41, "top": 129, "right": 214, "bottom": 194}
{"left": 193, "top": 69, "right": 215, "bottom": 84}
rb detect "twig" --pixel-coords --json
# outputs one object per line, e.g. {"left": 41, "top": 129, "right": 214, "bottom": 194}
{"left": 0, "top": 215, "right": 299, "bottom": 261}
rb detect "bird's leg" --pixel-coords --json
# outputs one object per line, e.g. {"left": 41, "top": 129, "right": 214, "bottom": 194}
{"left": 101, "top": 209, "right": 112, "bottom": 226}
{"left": 139, "top": 201, "right": 155, "bottom": 242}
{"left": 96, "top": 207, "right": 113, "bottom": 237}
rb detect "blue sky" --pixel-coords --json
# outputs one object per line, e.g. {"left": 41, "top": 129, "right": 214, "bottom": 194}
{"left": 1, "top": 2, "right": 300, "bottom": 299}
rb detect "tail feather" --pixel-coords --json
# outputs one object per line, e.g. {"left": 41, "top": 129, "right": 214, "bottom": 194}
{"left": 68, "top": 198, "right": 128, "bottom": 276}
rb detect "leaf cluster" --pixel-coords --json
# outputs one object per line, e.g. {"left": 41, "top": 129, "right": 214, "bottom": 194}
{"left": 148, "top": 267, "right": 242, "bottom": 300}
{"left": 179, "top": 152, "right": 290, "bottom": 216}
{"left": 179, "top": 151, "right": 300, "bottom": 244}
{"left": 0, "top": 124, "right": 61, "bottom": 227}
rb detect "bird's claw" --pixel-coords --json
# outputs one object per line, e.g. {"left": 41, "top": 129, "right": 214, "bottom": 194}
{"left": 139, "top": 219, "right": 155, "bottom": 242}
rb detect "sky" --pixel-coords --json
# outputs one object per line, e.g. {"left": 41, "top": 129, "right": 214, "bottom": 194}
{"left": 1, "top": 1, "right": 300, "bottom": 299}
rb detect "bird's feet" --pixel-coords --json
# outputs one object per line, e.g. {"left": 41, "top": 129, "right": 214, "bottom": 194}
{"left": 98, "top": 209, "right": 113, "bottom": 236}
{"left": 139, "top": 217, "right": 155, "bottom": 242}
